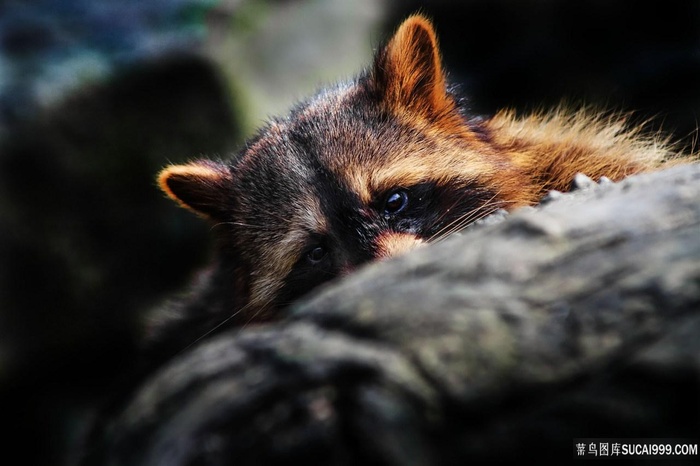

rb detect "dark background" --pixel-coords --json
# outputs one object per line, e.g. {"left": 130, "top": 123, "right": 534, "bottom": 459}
{"left": 386, "top": 0, "right": 700, "bottom": 144}
{"left": 0, "top": 1, "right": 697, "bottom": 464}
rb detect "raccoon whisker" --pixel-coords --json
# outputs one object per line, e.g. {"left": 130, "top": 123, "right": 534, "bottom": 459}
{"left": 431, "top": 215, "right": 476, "bottom": 242}
{"left": 451, "top": 199, "right": 510, "bottom": 228}
{"left": 455, "top": 199, "right": 509, "bottom": 226}
{"left": 212, "top": 221, "right": 272, "bottom": 231}
{"left": 452, "top": 201, "right": 510, "bottom": 230}
{"left": 431, "top": 217, "right": 478, "bottom": 243}
{"left": 176, "top": 300, "right": 258, "bottom": 355}
{"left": 240, "top": 310, "right": 261, "bottom": 330}
{"left": 427, "top": 191, "right": 505, "bottom": 241}
{"left": 435, "top": 190, "right": 503, "bottom": 237}
{"left": 425, "top": 207, "right": 471, "bottom": 242}
{"left": 239, "top": 298, "right": 276, "bottom": 330}
{"left": 429, "top": 197, "right": 514, "bottom": 242}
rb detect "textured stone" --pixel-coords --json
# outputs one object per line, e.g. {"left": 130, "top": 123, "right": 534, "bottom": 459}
{"left": 85, "top": 163, "right": 700, "bottom": 465}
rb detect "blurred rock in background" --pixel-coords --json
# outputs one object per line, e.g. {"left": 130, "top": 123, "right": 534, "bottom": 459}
{"left": 204, "top": 0, "right": 386, "bottom": 132}
{"left": 0, "top": 1, "right": 697, "bottom": 465}
{"left": 0, "top": 1, "right": 235, "bottom": 465}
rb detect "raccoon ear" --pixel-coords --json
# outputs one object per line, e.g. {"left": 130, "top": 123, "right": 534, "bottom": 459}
{"left": 158, "top": 160, "right": 232, "bottom": 220}
{"left": 370, "top": 14, "right": 454, "bottom": 120}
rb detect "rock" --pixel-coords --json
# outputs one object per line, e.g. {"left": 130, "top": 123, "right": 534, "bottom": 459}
{"left": 0, "top": 3, "right": 241, "bottom": 465}
{"left": 84, "top": 163, "right": 700, "bottom": 465}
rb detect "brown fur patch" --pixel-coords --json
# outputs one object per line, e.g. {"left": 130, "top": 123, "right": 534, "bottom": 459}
{"left": 366, "top": 143, "right": 495, "bottom": 193}
{"left": 485, "top": 108, "right": 685, "bottom": 200}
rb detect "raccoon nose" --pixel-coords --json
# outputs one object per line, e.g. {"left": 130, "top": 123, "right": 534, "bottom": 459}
{"left": 374, "top": 232, "right": 424, "bottom": 259}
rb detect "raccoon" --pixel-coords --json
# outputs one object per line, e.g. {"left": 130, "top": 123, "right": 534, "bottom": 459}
{"left": 150, "top": 14, "right": 685, "bottom": 362}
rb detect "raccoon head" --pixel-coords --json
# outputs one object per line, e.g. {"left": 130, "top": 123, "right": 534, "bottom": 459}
{"left": 158, "top": 15, "right": 521, "bottom": 321}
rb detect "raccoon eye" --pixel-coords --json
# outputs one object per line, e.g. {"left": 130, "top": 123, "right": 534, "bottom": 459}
{"left": 383, "top": 190, "right": 409, "bottom": 215}
{"left": 306, "top": 245, "right": 327, "bottom": 264}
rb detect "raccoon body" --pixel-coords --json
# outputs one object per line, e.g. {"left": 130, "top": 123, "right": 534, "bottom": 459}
{"left": 151, "top": 14, "right": 684, "bottom": 361}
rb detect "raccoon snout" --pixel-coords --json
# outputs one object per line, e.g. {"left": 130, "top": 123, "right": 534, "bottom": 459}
{"left": 374, "top": 232, "right": 424, "bottom": 260}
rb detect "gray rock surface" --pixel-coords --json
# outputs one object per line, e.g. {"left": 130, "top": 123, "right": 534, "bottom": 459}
{"left": 86, "top": 163, "right": 700, "bottom": 465}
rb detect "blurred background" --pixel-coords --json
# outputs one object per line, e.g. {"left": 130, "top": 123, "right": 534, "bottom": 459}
{"left": 0, "top": 1, "right": 697, "bottom": 464}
